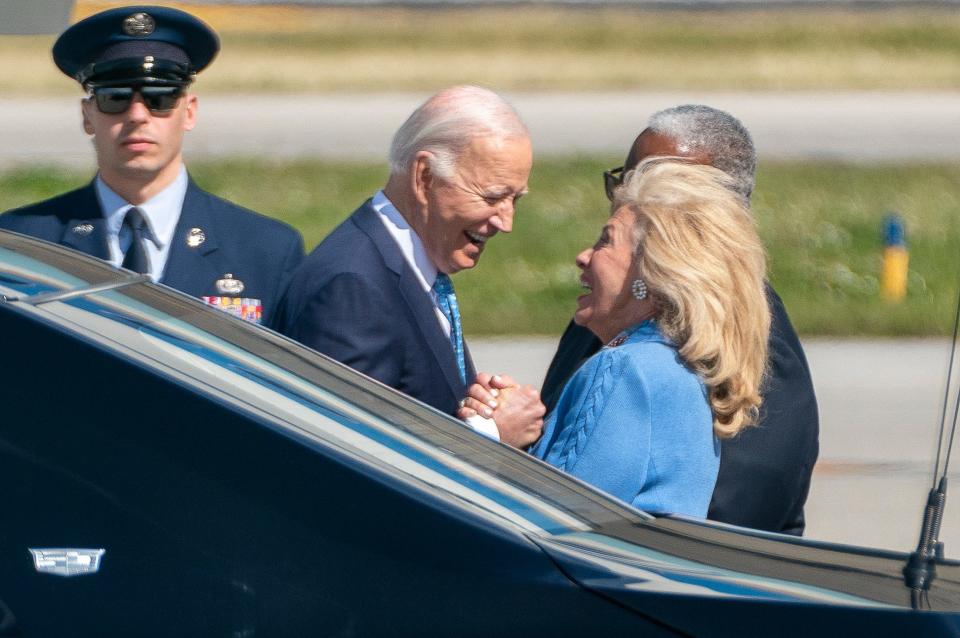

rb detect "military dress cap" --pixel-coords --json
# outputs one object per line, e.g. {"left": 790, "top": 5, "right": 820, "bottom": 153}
{"left": 52, "top": 5, "right": 219, "bottom": 87}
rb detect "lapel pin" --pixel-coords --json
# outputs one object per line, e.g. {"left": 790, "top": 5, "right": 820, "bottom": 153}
{"left": 186, "top": 227, "right": 206, "bottom": 248}
{"left": 216, "top": 274, "right": 245, "bottom": 295}
{"left": 72, "top": 223, "right": 94, "bottom": 236}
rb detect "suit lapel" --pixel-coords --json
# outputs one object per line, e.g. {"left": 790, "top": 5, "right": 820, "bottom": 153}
{"left": 463, "top": 343, "right": 477, "bottom": 384}
{"left": 161, "top": 180, "right": 222, "bottom": 294}
{"left": 59, "top": 183, "right": 111, "bottom": 260}
{"left": 353, "top": 202, "right": 466, "bottom": 398}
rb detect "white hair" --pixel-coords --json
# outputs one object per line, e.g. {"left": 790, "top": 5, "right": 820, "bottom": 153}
{"left": 647, "top": 104, "right": 757, "bottom": 201}
{"left": 388, "top": 85, "right": 529, "bottom": 179}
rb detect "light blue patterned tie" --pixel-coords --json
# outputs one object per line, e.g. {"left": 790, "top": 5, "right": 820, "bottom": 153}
{"left": 433, "top": 273, "right": 466, "bottom": 385}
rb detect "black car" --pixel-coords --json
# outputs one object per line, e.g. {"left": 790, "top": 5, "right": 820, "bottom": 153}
{"left": 1, "top": 229, "right": 958, "bottom": 637}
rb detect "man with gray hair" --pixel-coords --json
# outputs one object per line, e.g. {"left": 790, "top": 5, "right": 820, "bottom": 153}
{"left": 621, "top": 104, "right": 757, "bottom": 200}
{"left": 539, "top": 104, "right": 820, "bottom": 535}
{"left": 276, "top": 85, "right": 542, "bottom": 448}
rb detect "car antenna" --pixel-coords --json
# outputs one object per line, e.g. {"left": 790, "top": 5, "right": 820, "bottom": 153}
{"left": 903, "top": 283, "right": 960, "bottom": 609}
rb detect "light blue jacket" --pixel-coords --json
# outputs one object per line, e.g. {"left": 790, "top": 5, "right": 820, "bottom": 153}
{"left": 530, "top": 320, "right": 720, "bottom": 517}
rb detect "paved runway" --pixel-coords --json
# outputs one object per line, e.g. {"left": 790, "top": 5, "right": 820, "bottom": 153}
{"left": 471, "top": 337, "right": 960, "bottom": 555}
{"left": 3, "top": 91, "right": 960, "bottom": 168}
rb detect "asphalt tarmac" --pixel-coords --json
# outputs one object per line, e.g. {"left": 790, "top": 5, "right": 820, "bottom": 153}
{"left": 471, "top": 337, "right": 960, "bottom": 555}
{"left": 3, "top": 90, "right": 960, "bottom": 167}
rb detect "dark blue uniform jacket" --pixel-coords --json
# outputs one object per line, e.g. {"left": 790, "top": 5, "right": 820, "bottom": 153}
{"left": 0, "top": 179, "right": 304, "bottom": 329}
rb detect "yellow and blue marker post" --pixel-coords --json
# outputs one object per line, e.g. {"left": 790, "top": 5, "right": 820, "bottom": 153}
{"left": 881, "top": 214, "right": 908, "bottom": 303}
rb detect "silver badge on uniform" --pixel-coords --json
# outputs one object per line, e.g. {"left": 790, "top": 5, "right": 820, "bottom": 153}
{"left": 216, "top": 273, "right": 245, "bottom": 295}
{"left": 123, "top": 12, "right": 155, "bottom": 37}
{"left": 186, "top": 227, "right": 206, "bottom": 248}
{"left": 72, "top": 223, "right": 94, "bottom": 236}
{"left": 29, "top": 548, "right": 105, "bottom": 577}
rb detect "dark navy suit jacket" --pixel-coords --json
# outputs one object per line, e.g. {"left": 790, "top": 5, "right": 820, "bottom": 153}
{"left": 275, "top": 200, "right": 475, "bottom": 416}
{"left": 0, "top": 179, "right": 304, "bottom": 329}
{"left": 540, "top": 285, "right": 819, "bottom": 536}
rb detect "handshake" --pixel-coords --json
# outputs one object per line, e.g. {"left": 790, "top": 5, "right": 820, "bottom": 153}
{"left": 457, "top": 372, "right": 546, "bottom": 449}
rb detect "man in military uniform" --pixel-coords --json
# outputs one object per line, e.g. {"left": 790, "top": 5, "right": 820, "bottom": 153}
{"left": 0, "top": 5, "right": 303, "bottom": 328}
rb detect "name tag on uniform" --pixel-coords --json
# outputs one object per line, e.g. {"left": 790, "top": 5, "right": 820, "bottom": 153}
{"left": 203, "top": 296, "right": 262, "bottom": 325}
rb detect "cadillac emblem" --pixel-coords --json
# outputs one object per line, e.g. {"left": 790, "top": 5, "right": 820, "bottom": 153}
{"left": 123, "top": 12, "right": 155, "bottom": 37}
{"left": 29, "top": 548, "right": 105, "bottom": 577}
{"left": 216, "top": 274, "right": 245, "bottom": 295}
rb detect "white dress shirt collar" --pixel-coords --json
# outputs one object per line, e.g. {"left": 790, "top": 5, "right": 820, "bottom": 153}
{"left": 371, "top": 190, "right": 438, "bottom": 292}
{"left": 95, "top": 165, "right": 189, "bottom": 280}
{"left": 372, "top": 190, "right": 457, "bottom": 339}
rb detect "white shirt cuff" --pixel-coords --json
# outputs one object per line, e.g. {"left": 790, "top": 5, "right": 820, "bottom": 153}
{"left": 464, "top": 414, "right": 501, "bottom": 441}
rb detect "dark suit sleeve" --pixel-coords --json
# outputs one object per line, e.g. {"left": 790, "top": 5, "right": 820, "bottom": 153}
{"left": 281, "top": 229, "right": 305, "bottom": 282}
{"left": 263, "top": 230, "right": 305, "bottom": 331}
{"left": 283, "top": 272, "right": 403, "bottom": 387}
{"left": 540, "top": 320, "right": 603, "bottom": 414}
{"left": 707, "top": 288, "right": 820, "bottom": 535}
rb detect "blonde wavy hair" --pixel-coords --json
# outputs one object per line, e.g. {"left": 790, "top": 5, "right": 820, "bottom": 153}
{"left": 614, "top": 159, "right": 770, "bottom": 438}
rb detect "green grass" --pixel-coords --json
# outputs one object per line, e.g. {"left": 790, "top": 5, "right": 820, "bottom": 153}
{"left": 754, "top": 163, "right": 960, "bottom": 336}
{"left": 5, "top": 5, "right": 960, "bottom": 94}
{"left": 4, "top": 158, "right": 960, "bottom": 337}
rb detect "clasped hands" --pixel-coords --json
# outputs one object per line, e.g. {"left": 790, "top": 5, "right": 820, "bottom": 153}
{"left": 457, "top": 372, "right": 545, "bottom": 449}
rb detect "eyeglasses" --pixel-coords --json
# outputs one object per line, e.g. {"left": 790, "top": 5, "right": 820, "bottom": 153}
{"left": 91, "top": 85, "right": 184, "bottom": 115}
{"left": 603, "top": 165, "right": 624, "bottom": 202}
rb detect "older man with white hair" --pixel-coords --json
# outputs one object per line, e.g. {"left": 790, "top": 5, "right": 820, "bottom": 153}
{"left": 277, "top": 85, "right": 542, "bottom": 448}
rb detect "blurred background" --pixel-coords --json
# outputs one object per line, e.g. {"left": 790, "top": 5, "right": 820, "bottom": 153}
{"left": 4, "top": 0, "right": 960, "bottom": 336}
{"left": 2, "top": 0, "right": 959, "bottom": 553}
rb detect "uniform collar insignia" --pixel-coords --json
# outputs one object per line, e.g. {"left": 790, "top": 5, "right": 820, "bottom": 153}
{"left": 186, "top": 227, "right": 205, "bottom": 248}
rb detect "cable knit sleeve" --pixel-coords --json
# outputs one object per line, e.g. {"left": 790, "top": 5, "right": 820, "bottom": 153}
{"left": 531, "top": 348, "right": 654, "bottom": 506}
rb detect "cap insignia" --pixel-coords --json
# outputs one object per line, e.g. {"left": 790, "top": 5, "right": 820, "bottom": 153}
{"left": 72, "top": 223, "right": 94, "bottom": 236}
{"left": 216, "top": 274, "right": 245, "bottom": 295}
{"left": 122, "top": 12, "right": 155, "bottom": 37}
{"left": 186, "top": 227, "right": 205, "bottom": 248}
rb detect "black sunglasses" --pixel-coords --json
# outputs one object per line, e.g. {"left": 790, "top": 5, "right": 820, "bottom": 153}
{"left": 91, "top": 85, "right": 184, "bottom": 115}
{"left": 603, "top": 165, "right": 624, "bottom": 202}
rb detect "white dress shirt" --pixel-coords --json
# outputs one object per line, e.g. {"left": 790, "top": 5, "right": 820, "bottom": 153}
{"left": 371, "top": 190, "right": 452, "bottom": 337}
{"left": 95, "top": 165, "right": 189, "bottom": 282}
{"left": 372, "top": 190, "right": 500, "bottom": 441}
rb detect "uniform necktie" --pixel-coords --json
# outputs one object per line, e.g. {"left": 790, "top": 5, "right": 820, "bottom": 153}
{"left": 433, "top": 273, "right": 466, "bottom": 385}
{"left": 121, "top": 206, "right": 150, "bottom": 275}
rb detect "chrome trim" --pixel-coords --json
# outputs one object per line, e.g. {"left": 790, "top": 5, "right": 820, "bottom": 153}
{"left": 8, "top": 274, "right": 150, "bottom": 305}
{"left": 29, "top": 548, "right": 105, "bottom": 577}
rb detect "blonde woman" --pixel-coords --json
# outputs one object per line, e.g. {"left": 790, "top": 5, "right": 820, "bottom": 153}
{"left": 527, "top": 160, "right": 769, "bottom": 516}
